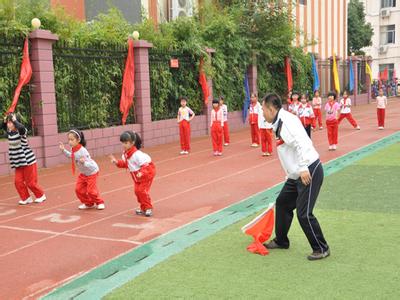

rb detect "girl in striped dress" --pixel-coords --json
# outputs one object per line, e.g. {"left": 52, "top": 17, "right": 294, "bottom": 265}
{"left": 2, "top": 113, "right": 46, "bottom": 205}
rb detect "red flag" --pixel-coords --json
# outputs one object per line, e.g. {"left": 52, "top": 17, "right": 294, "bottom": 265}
{"left": 120, "top": 39, "right": 135, "bottom": 125}
{"left": 242, "top": 204, "right": 275, "bottom": 256}
{"left": 7, "top": 39, "right": 32, "bottom": 113}
{"left": 382, "top": 67, "right": 389, "bottom": 81}
{"left": 199, "top": 58, "right": 209, "bottom": 105}
{"left": 284, "top": 57, "right": 293, "bottom": 92}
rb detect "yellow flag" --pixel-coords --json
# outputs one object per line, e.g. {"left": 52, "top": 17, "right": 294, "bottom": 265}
{"left": 332, "top": 54, "right": 341, "bottom": 94}
{"left": 366, "top": 63, "right": 373, "bottom": 82}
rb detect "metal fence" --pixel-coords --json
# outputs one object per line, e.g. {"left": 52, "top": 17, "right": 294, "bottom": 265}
{"left": 53, "top": 41, "right": 135, "bottom": 132}
{"left": 149, "top": 49, "right": 203, "bottom": 121}
{"left": 0, "top": 35, "right": 33, "bottom": 136}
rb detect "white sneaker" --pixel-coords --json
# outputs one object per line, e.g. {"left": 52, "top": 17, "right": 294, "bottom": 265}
{"left": 224, "top": 143, "right": 229, "bottom": 146}
{"left": 251, "top": 143, "right": 259, "bottom": 148}
{"left": 180, "top": 151, "right": 186, "bottom": 155}
{"left": 328, "top": 145, "right": 333, "bottom": 151}
{"left": 356, "top": 126, "right": 361, "bottom": 130}
{"left": 97, "top": 203, "right": 105, "bottom": 210}
{"left": 378, "top": 126, "right": 384, "bottom": 130}
{"left": 34, "top": 194, "right": 46, "bottom": 203}
{"left": 319, "top": 126, "right": 323, "bottom": 130}
{"left": 217, "top": 152, "right": 222, "bottom": 156}
{"left": 332, "top": 144, "right": 337, "bottom": 150}
{"left": 78, "top": 204, "right": 95, "bottom": 210}
{"left": 262, "top": 152, "right": 271, "bottom": 157}
{"left": 213, "top": 152, "right": 219, "bottom": 156}
{"left": 145, "top": 209, "right": 153, "bottom": 217}
{"left": 184, "top": 151, "right": 189, "bottom": 155}
{"left": 19, "top": 197, "right": 33, "bottom": 205}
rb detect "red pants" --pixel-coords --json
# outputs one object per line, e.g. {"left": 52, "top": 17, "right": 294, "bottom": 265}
{"left": 260, "top": 129, "right": 273, "bottom": 153}
{"left": 326, "top": 119, "right": 338, "bottom": 145}
{"left": 338, "top": 113, "right": 358, "bottom": 128}
{"left": 223, "top": 121, "right": 230, "bottom": 144}
{"left": 377, "top": 108, "right": 385, "bottom": 127}
{"left": 250, "top": 123, "right": 260, "bottom": 144}
{"left": 211, "top": 122, "right": 223, "bottom": 152}
{"left": 179, "top": 120, "right": 191, "bottom": 151}
{"left": 14, "top": 163, "right": 44, "bottom": 201}
{"left": 313, "top": 108, "right": 322, "bottom": 127}
{"left": 75, "top": 172, "right": 104, "bottom": 206}
{"left": 132, "top": 163, "right": 156, "bottom": 211}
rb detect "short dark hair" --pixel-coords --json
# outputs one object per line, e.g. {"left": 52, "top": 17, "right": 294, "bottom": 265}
{"left": 68, "top": 129, "right": 87, "bottom": 147}
{"left": 179, "top": 96, "right": 188, "bottom": 102}
{"left": 327, "top": 91, "right": 337, "bottom": 99}
{"left": 120, "top": 130, "right": 142, "bottom": 150}
{"left": 290, "top": 91, "right": 299, "bottom": 100}
{"left": 219, "top": 95, "right": 225, "bottom": 101}
{"left": 212, "top": 98, "right": 219, "bottom": 105}
{"left": 262, "top": 93, "right": 282, "bottom": 109}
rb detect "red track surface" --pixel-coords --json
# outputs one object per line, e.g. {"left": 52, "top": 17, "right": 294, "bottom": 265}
{"left": 0, "top": 101, "right": 399, "bottom": 299}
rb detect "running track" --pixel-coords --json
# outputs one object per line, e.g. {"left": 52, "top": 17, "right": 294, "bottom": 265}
{"left": 0, "top": 100, "right": 399, "bottom": 299}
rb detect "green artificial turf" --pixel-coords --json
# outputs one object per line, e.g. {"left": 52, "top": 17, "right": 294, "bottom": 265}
{"left": 106, "top": 143, "right": 400, "bottom": 300}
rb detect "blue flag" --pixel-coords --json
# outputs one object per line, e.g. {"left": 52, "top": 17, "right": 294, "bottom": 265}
{"left": 243, "top": 73, "right": 251, "bottom": 123}
{"left": 311, "top": 54, "right": 320, "bottom": 92}
{"left": 349, "top": 60, "right": 355, "bottom": 92}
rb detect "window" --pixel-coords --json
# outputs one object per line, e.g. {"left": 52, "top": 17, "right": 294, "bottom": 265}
{"left": 299, "top": 0, "right": 307, "bottom": 4}
{"left": 379, "top": 64, "right": 395, "bottom": 80}
{"left": 380, "top": 25, "right": 396, "bottom": 45}
{"left": 381, "top": 0, "right": 396, "bottom": 8}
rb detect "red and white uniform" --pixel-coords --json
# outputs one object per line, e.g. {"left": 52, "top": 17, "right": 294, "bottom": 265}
{"left": 116, "top": 147, "right": 156, "bottom": 211}
{"left": 338, "top": 97, "right": 358, "bottom": 128}
{"left": 221, "top": 104, "right": 230, "bottom": 144}
{"left": 178, "top": 106, "right": 194, "bottom": 151}
{"left": 63, "top": 144, "right": 104, "bottom": 207}
{"left": 298, "top": 103, "right": 315, "bottom": 128}
{"left": 312, "top": 97, "right": 323, "bottom": 128}
{"left": 249, "top": 102, "right": 262, "bottom": 144}
{"left": 376, "top": 96, "right": 387, "bottom": 127}
{"left": 325, "top": 101, "right": 341, "bottom": 146}
{"left": 210, "top": 108, "right": 224, "bottom": 153}
{"left": 258, "top": 111, "right": 273, "bottom": 154}
{"left": 288, "top": 101, "right": 301, "bottom": 116}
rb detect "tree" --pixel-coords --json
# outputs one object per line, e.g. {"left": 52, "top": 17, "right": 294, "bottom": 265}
{"left": 348, "top": 0, "right": 373, "bottom": 55}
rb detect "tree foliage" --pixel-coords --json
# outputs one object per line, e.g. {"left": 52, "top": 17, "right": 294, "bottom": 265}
{"left": 348, "top": 0, "right": 373, "bottom": 55}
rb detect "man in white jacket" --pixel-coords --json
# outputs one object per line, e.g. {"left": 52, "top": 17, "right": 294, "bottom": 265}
{"left": 261, "top": 93, "right": 330, "bottom": 260}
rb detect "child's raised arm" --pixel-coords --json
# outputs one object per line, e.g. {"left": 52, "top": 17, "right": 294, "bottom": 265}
{"left": 109, "top": 154, "right": 127, "bottom": 169}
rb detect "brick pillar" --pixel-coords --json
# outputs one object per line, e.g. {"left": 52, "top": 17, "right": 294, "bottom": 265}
{"left": 352, "top": 56, "right": 360, "bottom": 105}
{"left": 247, "top": 53, "right": 258, "bottom": 95}
{"left": 203, "top": 48, "right": 215, "bottom": 135}
{"left": 29, "top": 29, "right": 59, "bottom": 167}
{"left": 133, "top": 40, "right": 153, "bottom": 146}
{"left": 366, "top": 56, "right": 372, "bottom": 103}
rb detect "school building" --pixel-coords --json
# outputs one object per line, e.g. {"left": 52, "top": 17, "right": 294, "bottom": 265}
{"left": 361, "top": 0, "right": 400, "bottom": 80}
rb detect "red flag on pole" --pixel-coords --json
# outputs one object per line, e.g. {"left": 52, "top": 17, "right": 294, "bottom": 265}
{"left": 7, "top": 39, "right": 32, "bottom": 113}
{"left": 199, "top": 58, "right": 209, "bottom": 105}
{"left": 284, "top": 57, "right": 293, "bottom": 93}
{"left": 382, "top": 67, "right": 389, "bottom": 81}
{"left": 242, "top": 203, "right": 275, "bottom": 256}
{"left": 120, "top": 39, "right": 135, "bottom": 125}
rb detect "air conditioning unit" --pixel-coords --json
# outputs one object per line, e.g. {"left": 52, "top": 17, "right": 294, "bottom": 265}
{"left": 380, "top": 9, "right": 390, "bottom": 18}
{"left": 379, "top": 45, "right": 388, "bottom": 53}
{"left": 169, "top": 0, "right": 193, "bottom": 21}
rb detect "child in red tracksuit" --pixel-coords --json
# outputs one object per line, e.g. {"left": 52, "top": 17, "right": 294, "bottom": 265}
{"left": 324, "top": 91, "right": 341, "bottom": 151}
{"left": 312, "top": 90, "right": 323, "bottom": 130}
{"left": 338, "top": 90, "right": 360, "bottom": 130}
{"left": 3, "top": 113, "right": 46, "bottom": 205}
{"left": 60, "top": 129, "right": 105, "bottom": 210}
{"left": 248, "top": 93, "right": 262, "bottom": 147}
{"left": 219, "top": 96, "right": 230, "bottom": 146}
{"left": 298, "top": 93, "right": 315, "bottom": 138}
{"left": 258, "top": 107, "right": 273, "bottom": 156}
{"left": 110, "top": 131, "right": 156, "bottom": 217}
{"left": 376, "top": 87, "right": 388, "bottom": 129}
{"left": 210, "top": 99, "right": 224, "bottom": 156}
{"left": 177, "top": 96, "right": 195, "bottom": 155}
